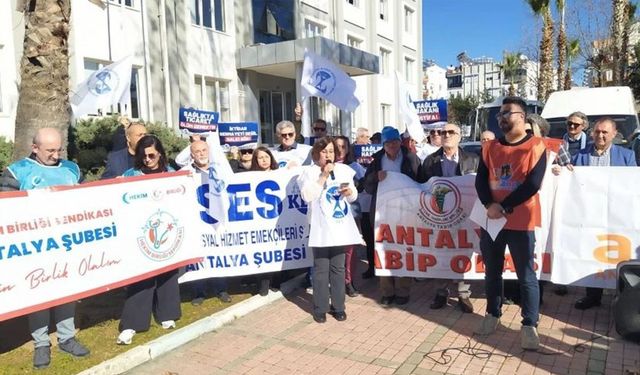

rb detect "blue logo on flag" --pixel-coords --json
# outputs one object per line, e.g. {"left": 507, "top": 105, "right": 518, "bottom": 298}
{"left": 310, "top": 68, "right": 336, "bottom": 95}
{"left": 89, "top": 70, "right": 118, "bottom": 95}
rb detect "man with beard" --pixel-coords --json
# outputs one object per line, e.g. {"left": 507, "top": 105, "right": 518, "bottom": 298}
{"left": 474, "top": 97, "right": 547, "bottom": 351}
{"left": 181, "top": 140, "right": 232, "bottom": 305}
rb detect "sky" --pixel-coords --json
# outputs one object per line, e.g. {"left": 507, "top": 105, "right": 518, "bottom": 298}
{"left": 422, "top": 0, "right": 538, "bottom": 67}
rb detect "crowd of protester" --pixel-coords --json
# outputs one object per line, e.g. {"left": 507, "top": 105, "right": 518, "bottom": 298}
{"left": 0, "top": 95, "right": 634, "bottom": 368}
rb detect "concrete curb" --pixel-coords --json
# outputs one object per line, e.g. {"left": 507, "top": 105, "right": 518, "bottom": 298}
{"left": 77, "top": 273, "right": 306, "bottom": 375}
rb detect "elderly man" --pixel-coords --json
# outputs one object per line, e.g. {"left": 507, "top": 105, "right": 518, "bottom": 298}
{"left": 572, "top": 117, "right": 636, "bottom": 310}
{"left": 480, "top": 130, "right": 496, "bottom": 144}
{"left": 272, "top": 120, "right": 312, "bottom": 168}
{"left": 563, "top": 111, "right": 592, "bottom": 159}
{"left": 181, "top": 140, "right": 232, "bottom": 305}
{"left": 2, "top": 128, "right": 90, "bottom": 368}
{"left": 364, "top": 126, "right": 421, "bottom": 306}
{"left": 312, "top": 119, "right": 328, "bottom": 141}
{"left": 355, "top": 127, "right": 370, "bottom": 145}
{"left": 475, "top": 97, "right": 547, "bottom": 350}
{"left": 102, "top": 122, "right": 147, "bottom": 179}
{"left": 418, "top": 123, "right": 478, "bottom": 313}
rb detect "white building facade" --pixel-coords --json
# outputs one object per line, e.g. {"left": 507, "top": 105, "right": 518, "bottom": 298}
{"left": 423, "top": 63, "right": 447, "bottom": 99}
{"left": 0, "top": 0, "right": 422, "bottom": 143}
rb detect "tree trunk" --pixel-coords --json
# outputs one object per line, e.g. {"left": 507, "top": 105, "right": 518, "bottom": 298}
{"left": 557, "top": 8, "right": 567, "bottom": 91}
{"left": 611, "top": 0, "right": 628, "bottom": 85}
{"left": 538, "top": 8, "right": 554, "bottom": 102}
{"left": 13, "top": 0, "right": 71, "bottom": 160}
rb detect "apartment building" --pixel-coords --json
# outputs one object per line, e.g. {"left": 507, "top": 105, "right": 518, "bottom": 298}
{"left": 0, "top": 0, "right": 422, "bottom": 143}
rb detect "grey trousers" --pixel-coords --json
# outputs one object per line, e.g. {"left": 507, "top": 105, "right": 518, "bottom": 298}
{"left": 312, "top": 246, "right": 346, "bottom": 315}
{"left": 380, "top": 277, "right": 412, "bottom": 298}
{"left": 436, "top": 280, "right": 471, "bottom": 299}
{"left": 29, "top": 302, "right": 76, "bottom": 348}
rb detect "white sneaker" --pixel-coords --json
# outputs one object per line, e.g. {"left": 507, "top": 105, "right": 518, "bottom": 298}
{"left": 521, "top": 326, "right": 540, "bottom": 350}
{"left": 117, "top": 329, "right": 136, "bottom": 345}
{"left": 161, "top": 320, "right": 176, "bottom": 329}
{"left": 474, "top": 314, "right": 500, "bottom": 335}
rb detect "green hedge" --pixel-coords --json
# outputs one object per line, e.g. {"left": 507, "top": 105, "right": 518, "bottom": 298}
{"left": 0, "top": 136, "right": 13, "bottom": 171}
{"left": 69, "top": 117, "right": 189, "bottom": 181}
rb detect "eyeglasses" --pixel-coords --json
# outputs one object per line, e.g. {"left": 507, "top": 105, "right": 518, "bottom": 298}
{"left": 429, "top": 130, "right": 441, "bottom": 136}
{"left": 280, "top": 132, "right": 295, "bottom": 139}
{"left": 240, "top": 149, "right": 253, "bottom": 155}
{"left": 441, "top": 129, "right": 459, "bottom": 137}
{"left": 566, "top": 121, "right": 583, "bottom": 128}
{"left": 313, "top": 127, "right": 326, "bottom": 132}
{"left": 496, "top": 111, "right": 524, "bottom": 120}
{"left": 525, "top": 129, "right": 534, "bottom": 135}
{"left": 143, "top": 153, "right": 158, "bottom": 160}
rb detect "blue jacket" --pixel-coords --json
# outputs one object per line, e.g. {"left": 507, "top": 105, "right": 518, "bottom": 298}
{"left": 102, "top": 148, "right": 135, "bottom": 179}
{"left": 573, "top": 144, "right": 637, "bottom": 166}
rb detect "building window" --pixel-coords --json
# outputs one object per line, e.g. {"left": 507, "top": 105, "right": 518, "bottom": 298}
{"left": 404, "top": 6, "right": 414, "bottom": 33}
{"left": 380, "top": 48, "right": 390, "bottom": 75}
{"left": 191, "top": 0, "right": 225, "bottom": 32}
{"left": 194, "top": 75, "right": 230, "bottom": 121}
{"left": 405, "top": 57, "right": 414, "bottom": 82}
{"left": 347, "top": 0, "right": 359, "bottom": 6}
{"left": 347, "top": 35, "right": 362, "bottom": 49}
{"left": 380, "top": 103, "right": 391, "bottom": 126}
{"left": 304, "top": 19, "right": 324, "bottom": 38}
{"left": 109, "top": 0, "right": 134, "bottom": 6}
{"left": 379, "top": 0, "right": 387, "bottom": 20}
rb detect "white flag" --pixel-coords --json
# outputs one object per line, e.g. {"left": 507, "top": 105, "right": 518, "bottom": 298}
{"left": 395, "top": 71, "right": 424, "bottom": 142}
{"left": 71, "top": 56, "right": 132, "bottom": 117}
{"left": 301, "top": 50, "right": 360, "bottom": 112}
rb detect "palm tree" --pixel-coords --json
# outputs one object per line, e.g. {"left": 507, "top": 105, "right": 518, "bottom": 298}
{"left": 556, "top": 0, "right": 567, "bottom": 91}
{"left": 500, "top": 52, "right": 523, "bottom": 96}
{"left": 611, "top": 0, "right": 628, "bottom": 85}
{"left": 564, "top": 39, "right": 581, "bottom": 89}
{"left": 526, "top": 0, "right": 554, "bottom": 102}
{"left": 13, "top": 0, "right": 72, "bottom": 159}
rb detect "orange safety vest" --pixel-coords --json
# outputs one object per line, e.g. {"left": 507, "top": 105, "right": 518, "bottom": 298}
{"left": 481, "top": 136, "right": 546, "bottom": 231}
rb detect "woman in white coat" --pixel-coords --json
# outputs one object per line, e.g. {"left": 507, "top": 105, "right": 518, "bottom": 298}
{"left": 297, "top": 137, "right": 362, "bottom": 323}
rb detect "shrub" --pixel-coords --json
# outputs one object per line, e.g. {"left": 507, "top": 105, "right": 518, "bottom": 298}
{"left": 69, "top": 117, "right": 189, "bottom": 180}
{"left": 0, "top": 136, "right": 13, "bottom": 171}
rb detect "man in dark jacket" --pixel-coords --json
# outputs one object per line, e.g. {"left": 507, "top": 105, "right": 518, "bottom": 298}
{"left": 418, "top": 123, "right": 478, "bottom": 313}
{"left": 363, "top": 126, "right": 421, "bottom": 306}
{"left": 101, "top": 122, "right": 147, "bottom": 179}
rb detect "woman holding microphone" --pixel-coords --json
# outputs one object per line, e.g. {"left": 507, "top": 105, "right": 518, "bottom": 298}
{"left": 297, "top": 137, "right": 362, "bottom": 323}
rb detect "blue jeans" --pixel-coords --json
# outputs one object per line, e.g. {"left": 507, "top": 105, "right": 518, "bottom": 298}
{"left": 480, "top": 229, "right": 539, "bottom": 327}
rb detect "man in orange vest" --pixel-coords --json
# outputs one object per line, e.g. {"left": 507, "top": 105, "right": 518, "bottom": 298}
{"left": 474, "top": 97, "right": 547, "bottom": 351}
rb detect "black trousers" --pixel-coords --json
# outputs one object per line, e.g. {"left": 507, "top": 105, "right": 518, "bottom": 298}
{"left": 119, "top": 269, "right": 181, "bottom": 332}
{"left": 312, "top": 246, "right": 346, "bottom": 315}
{"left": 361, "top": 212, "right": 375, "bottom": 271}
{"left": 586, "top": 287, "right": 604, "bottom": 301}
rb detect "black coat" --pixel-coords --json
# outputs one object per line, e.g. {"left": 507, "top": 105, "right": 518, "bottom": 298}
{"left": 101, "top": 148, "right": 135, "bottom": 179}
{"left": 418, "top": 147, "right": 479, "bottom": 183}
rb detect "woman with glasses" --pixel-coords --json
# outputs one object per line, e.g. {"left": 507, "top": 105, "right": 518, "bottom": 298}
{"left": 117, "top": 135, "right": 180, "bottom": 345}
{"left": 230, "top": 146, "right": 254, "bottom": 173}
{"left": 250, "top": 147, "right": 280, "bottom": 295}
{"left": 297, "top": 136, "right": 361, "bottom": 323}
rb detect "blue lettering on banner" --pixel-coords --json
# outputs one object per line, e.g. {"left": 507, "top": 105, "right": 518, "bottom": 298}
{"left": 196, "top": 180, "right": 302, "bottom": 224}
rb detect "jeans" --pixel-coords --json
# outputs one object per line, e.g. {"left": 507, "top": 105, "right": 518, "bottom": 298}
{"left": 312, "top": 246, "right": 346, "bottom": 315}
{"left": 480, "top": 229, "right": 539, "bottom": 327}
{"left": 29, "top": 302, "right": 76, "bottom": 348}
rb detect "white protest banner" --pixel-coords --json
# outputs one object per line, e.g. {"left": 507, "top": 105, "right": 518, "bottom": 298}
{"left": 179, "top": 168, "right": 313, "bottom": 282}
{"left": 374, "top": 173, "right": 550, "bottom": 280}
{"left": 0, "top": 172, "right": 202, "bottom": 321}
{"left": 551, "top": 167, "right": 640, "bottom": 289}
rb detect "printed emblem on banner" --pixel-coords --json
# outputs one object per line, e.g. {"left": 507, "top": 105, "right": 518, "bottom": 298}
{"left": 122, "top": 191, "right": 149, "bottom": 204}
{"left": 288, "top": 183, "right": 308, "bottom": 215}
{"left": 322, "top": 186, "right": 349, "bottom": 219}
{"left": 310, "top": 68, "right": 336, "bottom": 95}
{"left": 89, "top": 70, "right": 118, "bottom": 96}
{"left": 418, "top": 180, "right": 465, "bottom": 229}
{"left": 137, "top": 210, "right": 185, "bottom": 261}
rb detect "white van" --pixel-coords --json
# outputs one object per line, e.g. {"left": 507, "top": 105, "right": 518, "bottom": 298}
{"left": 541, "top": 86, "right": 639, "bottom": 144}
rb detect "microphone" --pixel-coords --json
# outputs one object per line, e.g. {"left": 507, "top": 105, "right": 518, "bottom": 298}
{"left": 326, "top": 160, "right": 335, "bottom": 180}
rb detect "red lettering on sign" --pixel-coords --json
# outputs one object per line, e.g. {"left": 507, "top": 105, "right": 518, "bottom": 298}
{"left": 435, "top": 230, "right": 455, "bottom": 248}
{"left": 451, "top": 255, "right": 472, "bottom": 273}
{"left": 418, "top": 253, "right": 437, "bottom": 272}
